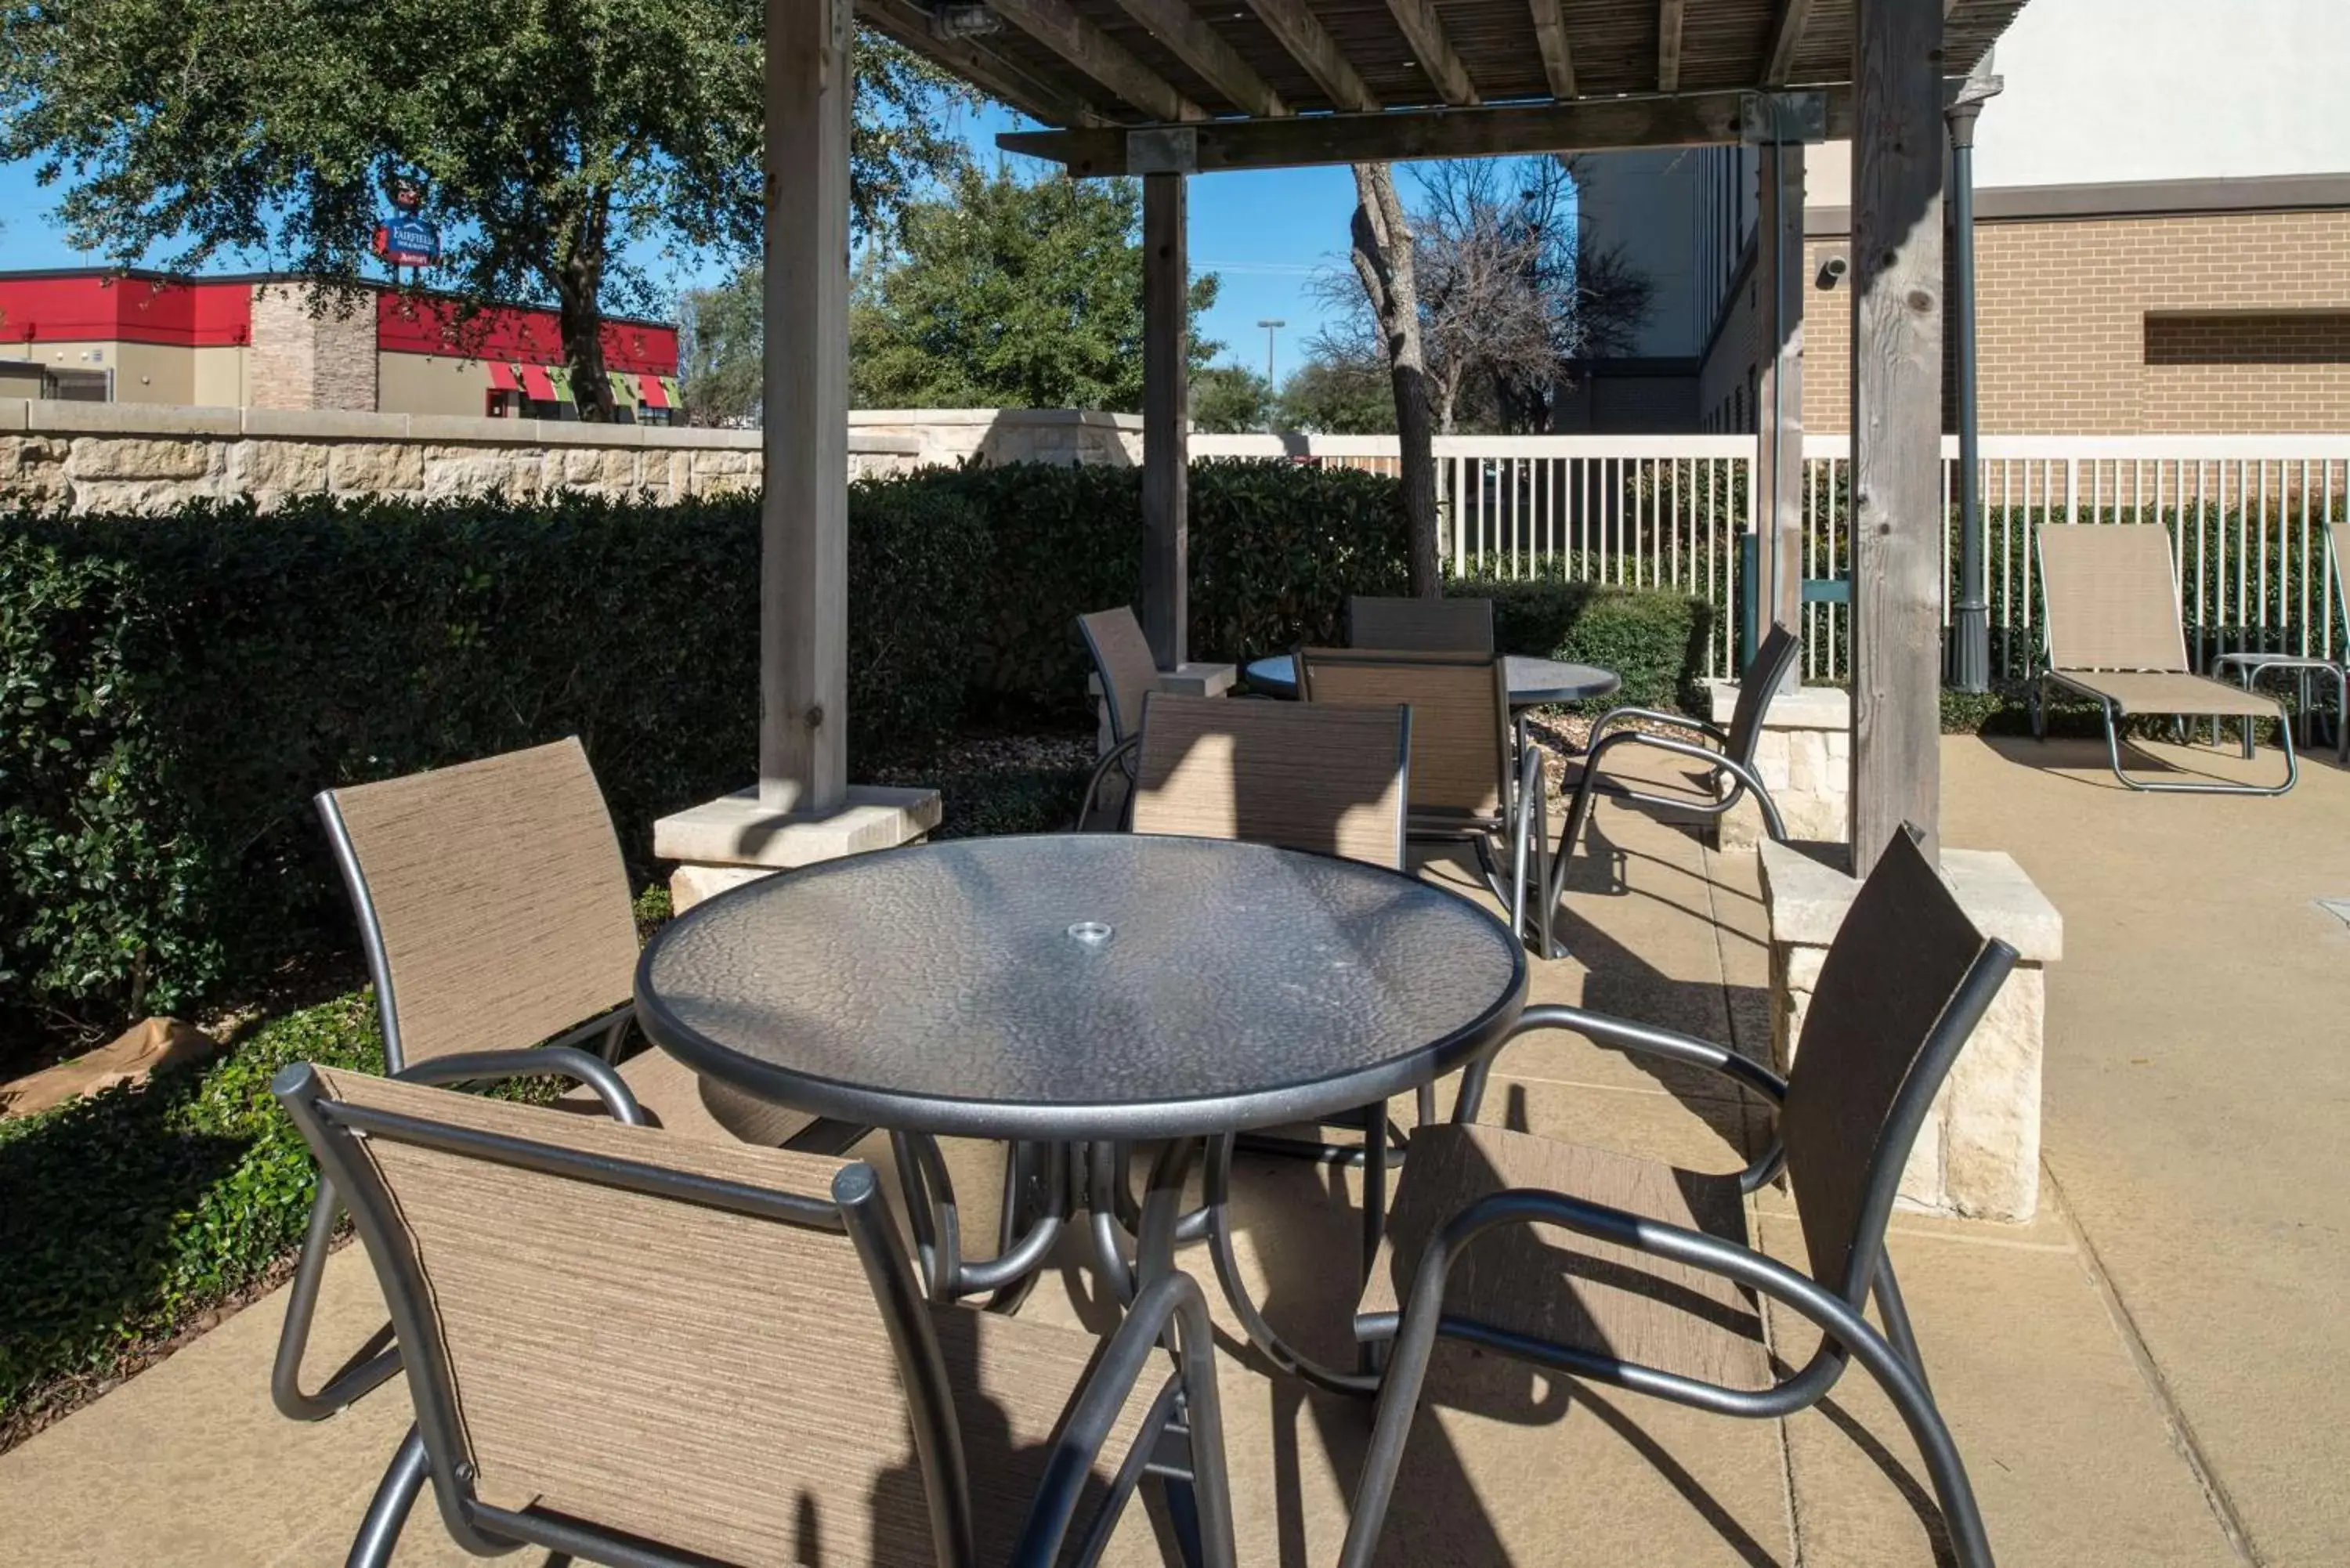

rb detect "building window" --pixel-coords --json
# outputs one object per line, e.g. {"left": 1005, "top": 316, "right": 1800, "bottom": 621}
{"left": 2144, "top": 313, "right": 2350, "bottom": 366}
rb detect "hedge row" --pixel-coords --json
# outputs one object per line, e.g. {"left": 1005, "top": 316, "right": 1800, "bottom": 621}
{"left": 2, "top": 462, "right": 1713, "bottom": 1028}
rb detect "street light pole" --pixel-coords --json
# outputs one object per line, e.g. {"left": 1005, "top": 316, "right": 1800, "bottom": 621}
{"left": 1256, "top": 318, "right": 1284, "bottom": 430}
{"left": 1947, "top": 59, "right": 2003, "bottom": 693}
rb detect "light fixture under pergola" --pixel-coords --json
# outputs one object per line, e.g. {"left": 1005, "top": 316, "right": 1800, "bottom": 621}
{"left": 764, "top": 0, "right": 2029, "bottom": 876}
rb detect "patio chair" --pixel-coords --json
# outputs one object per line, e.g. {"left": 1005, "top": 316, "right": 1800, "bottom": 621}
{"left": 273, "top": 1064, "right": 1235, "bottom": 1568}
{"left": 1130, "top": 690, "right": 1412, "bottom": 869}
{"left": 2205, "top": 518, "right": 2350, "bottom": 766}
{"left": 2030, "top": 523, "right": 2297, "bottom": 794}
{"left": 1542, "top": 622, "right": 1800, "bottom": 941}
{"left": 1297, "top": 646, "right": 1550, "bottom": 953}
{"left": 1347, "top": 594, "right": 1496, "bottom": 652}
{"left": 1076, "top": 606, "right": 1162, "bottom": 826}
{"left": 273, "top": 738, "right": 844, "bottom": 1425}
{"left": 1340, "top": 826, "right": 2014, "bottom": 1568}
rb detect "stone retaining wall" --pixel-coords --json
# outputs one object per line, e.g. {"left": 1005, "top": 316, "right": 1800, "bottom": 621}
{"left": 0, "top": 399, "right": 931, "bottom": 514}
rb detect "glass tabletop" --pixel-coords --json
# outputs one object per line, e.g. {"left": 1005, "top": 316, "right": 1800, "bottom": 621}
{"left": 1244, "top": 652, "right": 1621, "bottom": 706}
{"left": 635, "top": 833, "right": 1527, "bottom": 1140}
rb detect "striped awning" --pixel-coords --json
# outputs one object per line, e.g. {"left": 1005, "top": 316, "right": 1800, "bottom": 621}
{"left": 485, "top": 361, "right": 520, "bottom": 392}
{"left": 548, "top": 366, "right": 576, "bottom": 403}
{"left": 518, "top": 363, "right": 556, "bottom": 401}
{"left": 606, "top": 371, "right": 638, "bottom": 406}
{"left": 636, "top": 373, "right": 670, "bottom": 410}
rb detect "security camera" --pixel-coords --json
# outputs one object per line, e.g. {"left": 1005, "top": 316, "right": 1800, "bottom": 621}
{"left": 1816, "top": 256, "right": 1848, "bottom": 291}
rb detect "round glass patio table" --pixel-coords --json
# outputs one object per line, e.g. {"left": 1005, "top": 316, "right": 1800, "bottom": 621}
{"left": 635, "top": 832, "right": 1528, "bottom": 1396}
{"left": 636, "top": 833, "right": 1526, "bottom": 1143}
{"left": 1244, "top": 651, "right": 1622, "bottom": 708}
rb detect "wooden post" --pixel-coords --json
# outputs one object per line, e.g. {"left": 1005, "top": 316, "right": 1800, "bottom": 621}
{"left": 1755, "top": 136, "right": 1806, "bottom": 680}
{"left": 759, "top": 0, "right": 851, "bottom": 813}
{"left": 1848, "top": 0, "right": 1944, "bottom": 873}
{"left": 1141, "top": 172, "right": 1189, "bottom": 669}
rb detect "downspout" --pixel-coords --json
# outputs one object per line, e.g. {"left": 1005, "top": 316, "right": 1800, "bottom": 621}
{"left": 1946, "top": 58, "right": 2004, "bottom": 692}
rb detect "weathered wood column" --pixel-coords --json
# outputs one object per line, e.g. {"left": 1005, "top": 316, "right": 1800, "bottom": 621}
{"left": 760, "top": 0, "right": 851, "bottom": 811}
{"left": 1141, "top": 171, "right": 1189, "bottom": 670}
{"left": 1848, "top": 0, "right": 1945, "bottom": 873}
{"left": 1754, "top": 132, "right": 1806, "bottom": 672}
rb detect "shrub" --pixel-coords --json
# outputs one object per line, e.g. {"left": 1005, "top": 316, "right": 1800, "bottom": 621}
{"left": 1470, "top": 576, "right": 1718, "bottom": 711}
{"left": 0, "top": 486, "right": 984, "bottom": 1023}
{"left": 0, "top": 992, "right": 383, "bottom": 1427}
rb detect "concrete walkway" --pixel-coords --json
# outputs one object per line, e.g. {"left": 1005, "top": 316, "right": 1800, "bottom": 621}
{"left": 5, "top": 733, "right": 2337, "bottom": 1564}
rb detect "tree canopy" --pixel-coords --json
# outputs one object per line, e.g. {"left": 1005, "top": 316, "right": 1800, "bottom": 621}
{"left": 1275, "top": 349, "right": 1394, "bottom": 434}
{"left": 851, "top": 166, "right": 1220, "bottom": 413}
{"left": 1191, "top": 365, "right": 1271, "bottom": 433}
{"left": 0, "top": 3, "right": 974, "bottom": 418}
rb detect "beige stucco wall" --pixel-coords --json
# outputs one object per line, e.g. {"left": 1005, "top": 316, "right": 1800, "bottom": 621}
{"left": 375, "top": 351, "right": 507, "bottom": 418}
{"left": 190, "top": 346, "right": 248, "bottom": 410}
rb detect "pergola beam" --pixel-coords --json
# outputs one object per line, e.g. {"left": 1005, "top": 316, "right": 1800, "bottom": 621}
{"left": 1382, "top": 0, "right": 1481, "bottom": 106}
{"left": 1528, "top": 0, "right": 1577, "bottom": 99}
{"left": 984, "top": 0, "right": 1206, "bottom": 121}
{"left": 1110, "top": 0, "right": 1287, "bottom": 116}
{"left": 1658, "top": 0, "right": 1686, "bottom": 92}
{"left": 1000, "top": 85, "right": 1903, "bottom": 175}
{"left": 1246, "top": 0, "right": 1381, "bottom": 110}
{"left": 1761, "top": 0, "right": 1817, "bottom": 85}
{"left": 857, "top": 0, "right": 1111, "bottom": 127}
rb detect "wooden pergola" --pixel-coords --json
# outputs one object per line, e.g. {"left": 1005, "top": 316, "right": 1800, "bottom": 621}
{"left": 766, "top": 0, "right": 2029, "bottom": 874}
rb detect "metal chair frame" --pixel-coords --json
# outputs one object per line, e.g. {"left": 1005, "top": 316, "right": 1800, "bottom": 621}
{"left": 275, "top": 1063, "right": 1237, "bottom": 1568}
{"left": 1346, "top": 829, "right": 2016, "bottom": 1568}
{"left": 1543, "top": 623, "right": 1800, "bottom": 945}
{"left": 1076, "top": 607, "right": 1161, "bottom": 829}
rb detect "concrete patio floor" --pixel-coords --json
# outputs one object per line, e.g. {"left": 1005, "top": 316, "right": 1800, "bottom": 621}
{"left": 5, "top": 730, "right": 2342, "bottom": 1564}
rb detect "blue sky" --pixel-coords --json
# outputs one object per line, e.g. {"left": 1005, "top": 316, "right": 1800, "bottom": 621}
{"left": 0, "top": 103, "right": 1365, "bottom": 378}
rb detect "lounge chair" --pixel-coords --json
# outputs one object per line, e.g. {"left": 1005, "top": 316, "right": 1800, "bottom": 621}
{"left": 2030, "top": 523, "right": 2296, "bottom": 793}
{"left": 1342, "top": 826, "right": 2013, "bottom": 1568}
{"left": 274, "top": 1064, "right": 1234, "bottom": 1568}
{"left": 2207, "top": 518, "right": 2350, "bottom": 765}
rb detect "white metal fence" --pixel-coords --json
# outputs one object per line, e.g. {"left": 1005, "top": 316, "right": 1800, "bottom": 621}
{"left": 1191, "top": 432, "right": 2350, "bottom": 685}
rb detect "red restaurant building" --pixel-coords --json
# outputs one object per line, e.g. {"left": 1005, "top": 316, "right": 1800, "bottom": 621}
{"left": 0, "top": 269, "right": 681, "bottom": 421}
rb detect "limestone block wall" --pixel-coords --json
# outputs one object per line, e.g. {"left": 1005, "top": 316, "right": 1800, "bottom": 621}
{"left": 0, "top": 399, "right": 921, "bottom": 514}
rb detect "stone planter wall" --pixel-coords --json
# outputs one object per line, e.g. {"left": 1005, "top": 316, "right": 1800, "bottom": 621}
{"left": 1707, "top": 680, "right": 1852, "bottom": 849}
{"left": 1759, "top": 839, "right": 2063, "bottom": 1223}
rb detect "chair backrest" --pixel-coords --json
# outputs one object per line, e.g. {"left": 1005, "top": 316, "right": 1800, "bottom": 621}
{"left": 318, "top": 739, "right": 642, "bottom": 1072}
{"left": 1347, "top": 595, "right": 1495, "bottom": 653}
{"left": 1723, "top": 622, "right": 1802, "bottom": 767}
{"left": 1076, "top": 606, "right": 1161, "bottom": 744}
{"left": 1297, "top": 648, "right": 1510, "bottom": 823}
{"left": 2034, "top": 524, "right": 2191, "bottom": 673}
{"left": 275, "top": 1064, "right": 975, "bottom": 1568}
{"left": 1131, "top": 692, "right": 1411, "bottom": 869}
{"left": 1776, "top": 827, "right": 2016, "bottom": 1302}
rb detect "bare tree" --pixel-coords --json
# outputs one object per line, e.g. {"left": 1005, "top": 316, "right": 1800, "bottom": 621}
{"left": 1342, "top": 162, "right": 1442, "bottom": 597}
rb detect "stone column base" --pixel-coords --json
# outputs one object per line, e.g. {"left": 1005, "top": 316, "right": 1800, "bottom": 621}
{"left": 1706, "top": 680, "right": 1850, "bottom": 849}
{"left": 653, "top": 784, "right": 942, "bottom": 913}
{"left": 1759, "top": 838, "right": 2063, "bottom": 1223}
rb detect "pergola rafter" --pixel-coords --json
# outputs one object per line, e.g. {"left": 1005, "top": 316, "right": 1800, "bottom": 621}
{"left": 754, "top": 0, "right": 2032, "bottom": 872}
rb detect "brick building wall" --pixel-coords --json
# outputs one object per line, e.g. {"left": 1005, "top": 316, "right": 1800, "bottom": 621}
{"left": 1792, "top": 208, "right": 2350, "bottom": 435}
{"left": 248, "top": 285, "right": 378, "bottom": 412}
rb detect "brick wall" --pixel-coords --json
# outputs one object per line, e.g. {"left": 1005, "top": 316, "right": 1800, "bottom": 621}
{"left": 1800, "top": 208, "right": 2350, "bottom": 435}
{"left": 248, "top": 285, "right": 378, "bottom": 412}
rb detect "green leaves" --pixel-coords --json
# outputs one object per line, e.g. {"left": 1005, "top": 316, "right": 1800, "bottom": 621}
{"left": 850, "top": 168, "right": 1222, "bottom": 414}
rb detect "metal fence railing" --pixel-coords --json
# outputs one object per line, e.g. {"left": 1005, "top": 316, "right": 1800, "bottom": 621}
{"left": 1188, "top": 432, "right": 2350, "bottom": 687}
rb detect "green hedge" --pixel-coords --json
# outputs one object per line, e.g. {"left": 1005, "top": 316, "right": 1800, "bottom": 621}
{"left": 0, "top": 484, "right": 983, "bottom": 1022}
{"left": 1471, "top": 576, "right": 1717, "bottom": 711}
{"left": 0, "top": 992, "right": 384, "bottom": 1427}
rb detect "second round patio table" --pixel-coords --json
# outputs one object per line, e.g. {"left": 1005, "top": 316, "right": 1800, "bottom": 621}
{"left": 1244, "top": 651, "right": 1622, "bottom": 708}
{"left": 634, "top": 830, "right": 1528, "bottom": 1393}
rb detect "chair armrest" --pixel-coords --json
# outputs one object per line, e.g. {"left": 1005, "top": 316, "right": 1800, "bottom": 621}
{"left": 1012, "top": 1272, "right": 1233, "bottom": 1568}
{"left": 394, "top": 1046, "right": 647, "bottom": 1126}
{"left": 1589, "top": 706, "right": 1730, "bottom": 748}
{"left": 1076, "top": 734, "right": 1143, "bottom": 830}
{"left": 1453, "top": 1004, "right": 1786, "bottom": 1190}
